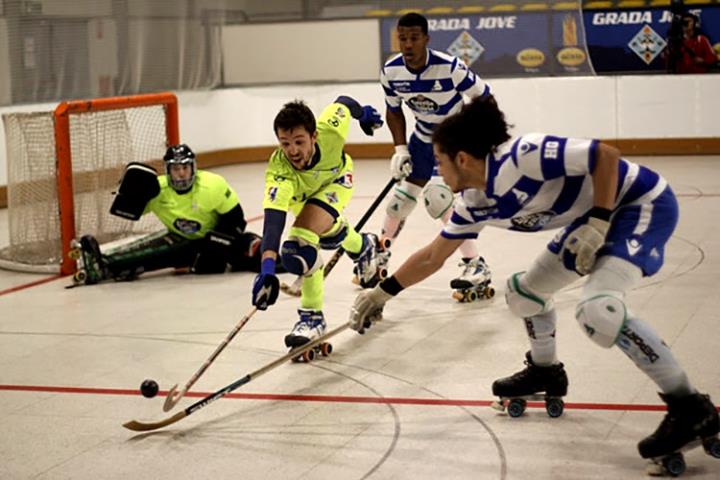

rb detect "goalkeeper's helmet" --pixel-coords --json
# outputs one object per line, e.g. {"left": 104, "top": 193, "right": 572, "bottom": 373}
{"left": 163, "top": 144, "right": 196, "bottom": 192}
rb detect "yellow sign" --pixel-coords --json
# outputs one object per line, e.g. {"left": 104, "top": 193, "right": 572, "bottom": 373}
{"left": 557, "top": 47, "right": 587, "bottom": 67}
{"left": 516, "top": 48, "right": 545, "bottom": 68}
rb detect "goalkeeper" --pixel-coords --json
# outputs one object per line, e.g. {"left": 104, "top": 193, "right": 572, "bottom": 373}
{"left": 73, "top": 144, "right": 265, "bottom": 284}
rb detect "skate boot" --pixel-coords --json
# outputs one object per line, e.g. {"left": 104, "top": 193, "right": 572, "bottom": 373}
{"left": 285, "top": 309, "right": 333, "bottom": 363}
{"left": 69, "top": 235, "right": 108, "bottom": 285}
{"left": 349, "top": 233, "right": 389, "bottom": 289}
{"left": 491, "top": 351, "right": 568, "bottom": 418}
{"left": 640, "top": 392, "right": 720, "bottom": 476}
{"left": 450, "top": 256, "right": 494, "bottom": 302}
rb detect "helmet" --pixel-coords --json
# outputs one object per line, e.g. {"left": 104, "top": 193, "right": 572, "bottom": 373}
{"left": 163, "top": 144, "right": 196, "bottom": 192}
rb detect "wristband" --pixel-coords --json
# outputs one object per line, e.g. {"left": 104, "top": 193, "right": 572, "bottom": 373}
{"left": 379, "top": 275, "right": 404, "bottom": 296}
{"left": 261, "top": 257, "right": 276, "bottom": 275}
{"left": 588, "top": 207, "right": 612, "bottom": 221}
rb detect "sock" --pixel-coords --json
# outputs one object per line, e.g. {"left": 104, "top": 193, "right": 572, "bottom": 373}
{"left": 300, "top": 268, "right": 323, "bottom": 311}
{"left": 525, "top": 309, "right": 558, "bottom": 366}
{"left": 341, "top": 227, "right": 363, "bottom": 255}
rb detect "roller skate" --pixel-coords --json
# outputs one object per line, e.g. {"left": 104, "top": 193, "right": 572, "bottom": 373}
{"left": 451, "top": 256, "right": 495, "bottom": 302}
{"left": 285, "top": 309, "right": 332, "bottom": 363}
{"left": 350, "top": 233, "right": 391, "bottom": 289}
{"left": 640, "top": 392, "right": 720, "bottom": 477}
{"left": 67, "top": 235, "right": 108, "bottom": 286}
{"left": 491, "top": 351, "right": 568, "bottom": 418}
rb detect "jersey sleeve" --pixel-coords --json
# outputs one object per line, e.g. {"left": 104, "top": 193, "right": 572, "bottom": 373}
{"left": 380, "top": 67, "right": 402, "bottom": 111}
{"left": 440, "top": 194, "right": 486, "bottom": 240}
{"left": 450, "top": 58, "right": 490, "bottom": 99}
{"left": 510, "top": 133, "right": 599, "bottom": 181}
{"left": 261, "top": 155, "right": 295, "bottom": 212}
{"left": 214, "top": 178, "right": 240, "bottom": 215}
{"left": 317, "top": 102, "right": 352, "bottom": 142}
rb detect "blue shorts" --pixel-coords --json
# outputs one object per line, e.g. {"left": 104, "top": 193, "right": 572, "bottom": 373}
{"left": 408, "top": 134, "right": 436, "bottom": 181}
{"left": 548, "top": 186, "right": 679, "bottom": 277}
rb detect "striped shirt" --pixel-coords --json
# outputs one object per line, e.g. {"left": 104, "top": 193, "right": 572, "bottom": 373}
{"left": 442, "top": 133, "right": 667, "bottom": 239}
{"left": 381, "top": 49, "right": 490, "bottom": 143}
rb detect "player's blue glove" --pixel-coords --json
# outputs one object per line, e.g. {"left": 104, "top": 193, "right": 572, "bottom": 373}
{"left": 358, "top": 106, "right": 383, "bottom": 136}
{"left": 252, "top": 258, "right": 280, "bottom": 310}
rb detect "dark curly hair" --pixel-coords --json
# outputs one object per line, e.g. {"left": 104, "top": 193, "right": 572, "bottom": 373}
{"left": 398, "top": 12, "right": 428, "bottom": 35}
{"left": 273, "top": 100, "right": 316, "bottom": 135}
{"left": 432, "top": 96, "right": 511, "bottom": 161}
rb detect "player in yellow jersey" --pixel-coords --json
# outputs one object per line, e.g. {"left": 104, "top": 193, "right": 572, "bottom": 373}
{"left": 73, "top": 144, "right": 264, "bottom": 285}
{"left": 251, "top": 97, "right": 383, "bottom": 347}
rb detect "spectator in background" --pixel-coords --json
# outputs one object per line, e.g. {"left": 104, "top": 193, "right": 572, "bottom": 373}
{"left": 666, "top": 13, "right": 717, "bottom": 74}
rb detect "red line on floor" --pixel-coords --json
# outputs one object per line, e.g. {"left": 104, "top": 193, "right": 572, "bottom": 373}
{"left": 2, "top": 384, "right": 708, "bottom": 413}
{"left": 0, "top": 275, "right": 63, "bottom": 297}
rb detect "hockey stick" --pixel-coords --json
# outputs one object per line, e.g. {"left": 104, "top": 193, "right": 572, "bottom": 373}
{"left": 279, "top": 177, "right": 398, "bottom": 297}
{"left": 123, "top": 321, "right": 352, "bottom": 432}
{"left": 162, "top": 306, "right": 258, "bottom": 412}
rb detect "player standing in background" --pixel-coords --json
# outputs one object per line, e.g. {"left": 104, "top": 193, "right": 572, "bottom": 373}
{"left": 377, "top": 12, "right": 494, "bottom": 298}
{"left": 350, "top": 96, "right": 719, "bottom": 466}
{"left": 73, "top": 144, "right": 264, "bottom": 285}
{"left": 251, "top": 97, "right": 384, "bottom": 348}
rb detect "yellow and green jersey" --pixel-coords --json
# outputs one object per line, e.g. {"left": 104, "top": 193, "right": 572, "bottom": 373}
{"left": 262, "top": 102, "right": 355, "bottom": 213}
{"left": 145, "top": 170, "right": 239, "bottom": 239}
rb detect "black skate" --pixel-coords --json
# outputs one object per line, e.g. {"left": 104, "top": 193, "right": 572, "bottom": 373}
{"left": 450, "top": 256, "right": 495, "bottom": 303}
{"left": 640, "top": 392, "right": 720, "bottom": 477}
{"left": 68, "top": 235, "right": 108, "bottom": 286}
{"left": 350, "top": 233, "right": 391, "bottom": 289}
{"left": 491, "top": 351, "right": 568, "bottom": 418}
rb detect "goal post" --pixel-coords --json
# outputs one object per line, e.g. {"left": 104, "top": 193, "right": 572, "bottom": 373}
{"left": 1, "top": 92, "right": 179, "bottom": 275}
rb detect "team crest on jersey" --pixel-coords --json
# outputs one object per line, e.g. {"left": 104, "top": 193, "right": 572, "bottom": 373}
{"left": 510, "top": 210, "right": 556, "bottom": 232}
{"left": 408, "top": 95, "right": 440, "bottom": 114}
{"left": 268, "top": 186, "right": 278, "bottom": 202}
{"left": 334, "top": 172, "right": 353, "bottom": 188}
{"left": 325, "top": 192, "right": 339, "bottom": 204}
{"left": 519, "top": 141, "right": 538, "bottom": 156}
{"left": 174, "top": 218, "right": 202, "bottom": 235}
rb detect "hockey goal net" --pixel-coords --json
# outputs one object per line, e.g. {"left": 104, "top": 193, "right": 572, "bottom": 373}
{"left": 0, "top": 92, "right": 179, "bottom": 274}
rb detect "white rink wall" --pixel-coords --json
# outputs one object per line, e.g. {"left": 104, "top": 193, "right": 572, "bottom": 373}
{"left": 1, "top": 74, "right": 719, "bottom": 187}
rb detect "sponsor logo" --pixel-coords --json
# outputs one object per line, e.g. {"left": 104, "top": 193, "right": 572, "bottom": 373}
{"left": 427, "top": 16, "right": 517, "bottom": 31}
{"left": 543, "top": 140, "right": 560, "bottom": 159}
{"left": 626, "top": 238, "right": 642, "bottom": 256}
{"left": 268, "top": 186, "right": 278, "bottom": 202}
{"left": 629, "top": 24, "right": 666, "bottom": 65}
{"left": 519, "top": 141, "right": 538, "bottom": 156}
{"left": 407, "top": 95, "right": 440, "bottom": 114}
{"left": 510, "top": 210, "right": 556, "bottom": 232}
{"left": 592, "top": 11, "right": 652, "bottom": 26}
{"left": 511, "top": 188, "right": 529, "bottom": 206}
{"left": 447, "top": 31, "right": 485, "bottom": 66}
{"left": 557, "top": 47, "right": 586, "bottom": 67}
{"left": 432, "top": 80, "right": 443, "bottom": 92}
{"left": 429, "top": 17, "right": 471, "bottom": 31}
{"left": 173, "top": 218, "right": 202, "bottom": 235}
{"left": 334, "top": 172, "right": 353, "bottom": 188}
{"left": 650, "top": 247, "right": 660, "bottom": 259}
{"left": 621, "top": 325, "right": 659, "bottom": 363}
{"left": 334, "top": 107, "right": 346, "bottom": 118}
{"left": 516, "top": 48, "right": 545, "bottom": 68}
{"left": 325, "top": 191, "right": 339, "bottom": 204}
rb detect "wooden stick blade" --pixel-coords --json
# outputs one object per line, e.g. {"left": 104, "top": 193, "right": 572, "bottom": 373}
{"left": 122, "top": 411, "right": 187, "bottom": 432}
{"left": 162, "top": 384, "right": 180, "bottom": 412}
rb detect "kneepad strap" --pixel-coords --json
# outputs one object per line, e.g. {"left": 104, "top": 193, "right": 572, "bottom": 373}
{"left": 575, "top": 294, "right": 626, "bottom": 348}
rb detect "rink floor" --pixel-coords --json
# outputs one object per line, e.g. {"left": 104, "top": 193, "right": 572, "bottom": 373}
{"left": 1, "top": 156, "right": 719, "bottom": 479}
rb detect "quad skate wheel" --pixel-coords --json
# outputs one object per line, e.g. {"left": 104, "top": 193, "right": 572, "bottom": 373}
{"left": 466, "top": 290, "right": 478, "bottom": 302}
{"left": 320, "top": 342, "right": 333, "bottom": 356}
{"left": 545, "top": 398, "right": 564, "bottom": 418}
{"left": 380, "top": 237, "right": 392, "bottom": 250}
{"left": 452, "top": 291, "right": 464, "bottom": 302}
{"left": 662, "top": 453, "right": 685, "bottom": 477}
{"left": 302, "top": 349, "right": 315, "bottom": 363}
{"left": 378, "top": 268, "right": 388, "bottom": 280}
{"left": 73, "top": 270, "right": 87, "bottom": 283}
{"left": 506, "top": 398, "right": 526, "bottom": 418}
{"left": 703, "top": 436, "right": 720, "bottom": 458}
{"left": 68, "top": 248, "right": 81, "bottom": 260}
{"left": 484, "top": 286, "right": 495, "bottom": 299}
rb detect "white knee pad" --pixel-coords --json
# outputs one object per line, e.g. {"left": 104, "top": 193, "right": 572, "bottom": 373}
{"left": 505, "top": 272, "right": 554, "bottom": 318}
{"left": 386, "top": 181, "right": 420, "bottom": 220}
{"left": 575, "top": 294, "right": 626, "bottom": 348}
{"left": 422, "top": 182, "right": 454, "bottom": 219}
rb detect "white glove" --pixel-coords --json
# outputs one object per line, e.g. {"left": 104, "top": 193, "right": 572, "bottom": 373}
{"left": 349, "top": 286, "right": 393, "bottom": 334}
{"left": 390, "top": 145, "right": 413, "bottom": 180}
{"left": 562, "top": 216, "right": 610, "bottom": 275}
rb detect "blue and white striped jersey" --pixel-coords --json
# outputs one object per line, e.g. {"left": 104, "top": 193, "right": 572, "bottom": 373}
{"left": 442, "top": 133, "right": 668, "bottom": 239}
{"left": 381, "top": 49, "right": 490, "bottom": 143}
